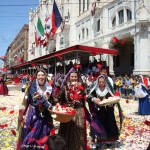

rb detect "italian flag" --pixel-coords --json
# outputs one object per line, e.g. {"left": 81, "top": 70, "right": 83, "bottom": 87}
{"left": 35, "top": 17, "right": 45, "bottom": 47}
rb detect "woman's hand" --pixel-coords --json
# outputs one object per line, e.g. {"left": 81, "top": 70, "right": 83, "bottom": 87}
{"left": 93, "top": 97, "right": 101, "bottom": 105}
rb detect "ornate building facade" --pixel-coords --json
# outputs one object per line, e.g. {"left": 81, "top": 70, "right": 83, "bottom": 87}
{"left": 28, "top": 0, "right": 150, "bottom": 75}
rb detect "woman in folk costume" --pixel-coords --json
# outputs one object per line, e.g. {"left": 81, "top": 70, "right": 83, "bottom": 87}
{"left": 0, "top": 74, "right": 8, "bottom": 96}
{"left": 135, "top": 75, "right": 150, "bottom": 115}
{"left": 17, "top": 69, "right": 54, "bottom": 150}
{"left": 87, "top": 75, "right": 123, "bottom": 143}
{"left": 57, "top": 68, "right": 87, "bottom": 150}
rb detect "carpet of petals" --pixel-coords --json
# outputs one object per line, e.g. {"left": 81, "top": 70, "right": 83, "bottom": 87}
{"left": 0, "top": 87, "right": 149, "bottom": 149}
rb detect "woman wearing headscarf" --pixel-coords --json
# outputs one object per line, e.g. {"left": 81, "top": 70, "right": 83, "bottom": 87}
{"left": 17, "top": 69, "right": 54, "bottom": 150}
{"left": 87, "top": 75, "right": 123, "bottom": 143}
{"left": 134, "top": 75, "right": 150, "bottom": 115}
{"left": 57, "top": 69, "right": 87, "bottom": 150}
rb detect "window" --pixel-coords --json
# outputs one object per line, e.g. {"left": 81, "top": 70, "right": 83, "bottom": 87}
{"left": 87, "top": 0, "right": 89, "bottom": 10}
{"left": 97, "top": 19, "right": 100, "bottom": 32}
{"left": 82, "top": 28, "right": 85, "bottom": 39}
{"left": 86, "top": 28, "right": 89, "bottom": 37}
{"left": 79, "top": 0, "right": 81, "bottom": 15}
{"left": 118, "top": 10, "right": 124, "bottom": 24}
{"left": 112, "top": 16, "right": 116, "bottom": 27}
{"left": 60, "top": 37, "right": 63, "bottom": 46}
{"left": 83, "top": 0, "right": 85, "bottom": 12}
{"left": 127, "top": 9, "right": 132, "bottom": 21}
{"left": 79, "top": 34, "right": 81, "bottom": 40}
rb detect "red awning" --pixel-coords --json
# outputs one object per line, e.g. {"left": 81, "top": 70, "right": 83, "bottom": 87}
{"left": 32, "top": 45, "right": 118, "bottom": 63}
{"left": 11, "top": 45, "right": 118, "bottom": 69}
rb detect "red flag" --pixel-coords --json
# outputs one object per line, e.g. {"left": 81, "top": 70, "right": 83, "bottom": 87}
{"left": 112, "top": 37, "right": 119, "bottom": 43}
{"left": 51, "top": 0, "right": 63, "bottom": 37}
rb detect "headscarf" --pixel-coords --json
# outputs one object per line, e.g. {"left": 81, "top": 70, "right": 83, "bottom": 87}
{"left": 88, "top": 75, "right": 114, "bottom": 98}
{"left": 60, "top": 67, "right": 83, "bottom": 88}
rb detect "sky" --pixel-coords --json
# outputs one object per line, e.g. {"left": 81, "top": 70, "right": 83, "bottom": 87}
{"left": 0, "top": 0, "right": 39, "bottom": 66}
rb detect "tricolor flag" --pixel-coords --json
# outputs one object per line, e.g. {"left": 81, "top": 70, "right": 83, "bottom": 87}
{"left": 51, "top": 0, "right": 63, "bottom": 38}
{"left": 35, "top": 17, "right": 45, "bottom": 46}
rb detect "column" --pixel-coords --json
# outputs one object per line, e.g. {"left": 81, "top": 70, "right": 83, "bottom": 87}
{"left": 133, "top": 23, "right": 150, "bottom": 75}
{"left": 108, "top": 55, "right": 114, "bottom": 75}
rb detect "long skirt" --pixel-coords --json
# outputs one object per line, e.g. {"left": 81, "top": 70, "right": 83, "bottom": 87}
{"left": 138, "top": 96, "right": 150, "bottom": 115}
{"left": 58, "top": 107, "right": 87, "bottom": 150}
{"left": 89, "top": 104, "right": 119, "bottom": 142}
{"left": 18, "top": 105, "right": 53, "bottom": 150}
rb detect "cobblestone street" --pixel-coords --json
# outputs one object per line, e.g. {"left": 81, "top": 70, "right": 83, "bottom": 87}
{"left": 0, "top": 84, "right": 150, "bottom": 150}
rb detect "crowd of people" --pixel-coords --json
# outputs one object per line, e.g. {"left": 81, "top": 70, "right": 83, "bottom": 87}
{"left": 0, "top": 62, "right": 150, "bottom": 149}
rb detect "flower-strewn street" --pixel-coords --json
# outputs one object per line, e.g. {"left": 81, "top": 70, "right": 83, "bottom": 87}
{"left": 0, "top": 85, "right": 149, "bottom": 150}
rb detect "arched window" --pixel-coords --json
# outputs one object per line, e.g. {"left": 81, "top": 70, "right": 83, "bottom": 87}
{"left": 112, "top": 16, "right": 116, "bottom": 27}
{"left": 118, "top": 9, "right": 124, "bottom": 24}
{"left": 97, "top": 19, "right": 100, "bottom": 32}
{"left": 127, "top": 9, "right": 132, "bottom": 21}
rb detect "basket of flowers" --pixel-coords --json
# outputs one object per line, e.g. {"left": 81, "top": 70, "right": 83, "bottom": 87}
{"left": 98, "top": 96, "right": 120, "bottom": 106}
{"left": 50, "top": 103, "right": 76, "bottom": 123}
